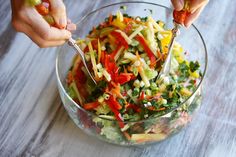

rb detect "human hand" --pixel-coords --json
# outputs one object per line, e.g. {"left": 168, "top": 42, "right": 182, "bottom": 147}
{"left": 11, "top": 0, "right": 76, "bottom": 48}
{"left": 171, "top": 0, "right": 208, "bottom": 27}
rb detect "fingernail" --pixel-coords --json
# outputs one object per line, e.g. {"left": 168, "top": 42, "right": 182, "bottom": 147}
{"left": 185, "top": 22, "right": 191, "bottom": 28}
{"left": 177, "top": 0, "right": 184, "bottom": 10}
{"left": 179, "top": 0, "right": 184, "bottom": 7}
{"left": 67, "top": 23, "right": 77, "bottom": 31}
{"left": 67, "top": 19, "right": 72, "bottom": 24}
{"left": 59, "top": 18, "right": 67, "bottom": 28}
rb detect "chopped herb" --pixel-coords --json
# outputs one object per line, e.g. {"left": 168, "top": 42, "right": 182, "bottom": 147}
{"left": 105, "top": 42, "right": 112, "bottom": 53}
{"left": 144, "top": 8, "right": 153, "bottom": 14}
{"left": 141, "top": 17, "right": 148, "bottom": 22}
{"left": 189, "top": 61, "right": 200, "bottom": 72}
{"left": 120, "top": 5, "right": 127, "bottom": 11}
{"left": 132, "top": 88, "right": 140, "bottom": 97}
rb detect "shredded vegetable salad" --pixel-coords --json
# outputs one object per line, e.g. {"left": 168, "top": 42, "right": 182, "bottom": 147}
{"left": 66, "top": 10, "right": 202, "bottom": 143}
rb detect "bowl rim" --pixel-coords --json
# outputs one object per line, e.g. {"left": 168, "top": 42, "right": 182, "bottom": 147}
{"left": 56, "top": 1, "right": 208, "bottom": 123}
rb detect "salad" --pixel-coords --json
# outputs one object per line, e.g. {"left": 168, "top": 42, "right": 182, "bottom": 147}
{"left": 66, "top": 10, "right": 202, "bottom": 144}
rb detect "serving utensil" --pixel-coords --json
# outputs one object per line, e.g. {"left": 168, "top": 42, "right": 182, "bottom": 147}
{"left": 68, "top": 38, "right": 97, "bottom": 85}
{"left": 159, "top": 0, "right": 190, "bottom": 77}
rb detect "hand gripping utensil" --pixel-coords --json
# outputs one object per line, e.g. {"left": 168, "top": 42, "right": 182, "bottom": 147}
{"left": 158, "top": 0, "right": 190, "bottom": 77}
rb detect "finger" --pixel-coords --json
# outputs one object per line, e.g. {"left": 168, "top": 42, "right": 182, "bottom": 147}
{"left": 49, "top": 0, "right": 67, "bottom": 28}
{"left": 184, "top": 6, "right": 204, "bottom": 27}
{"left": 171, "top": 0, "right": 184, "bottom": 11}
{"left": 189, "top": 0, "right": 208, "bottom": 13}
{"left": 26, "top": 30, "right": 67, "bottom": 48}
{"left": 67, "top": 19, "right": 72, "bottom": 24}
{"left": 23, "top": 7, "right": 71, "bottom": 40}
{"left": 16, "top": 21, "right": 66, "bottom": 47}
{"left": 66, "top": 23, "right": 77, "bottom": 32}
{"left": 66, "top": 18, "right": 76, "bottom": 31}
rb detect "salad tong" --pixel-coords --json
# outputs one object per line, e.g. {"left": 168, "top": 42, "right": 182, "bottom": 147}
{"left": 159, "top": 0, "right": 190, "bottom": 77}
{"left": 29, "top": 0, "right": 97, "bottom": 85}
{"left": 68, "top": 38, "right": 97, "bottom": 84}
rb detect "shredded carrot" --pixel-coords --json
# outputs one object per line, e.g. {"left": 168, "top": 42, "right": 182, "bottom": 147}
{"left": 66, "top": 71, "right": 74, "bottom": 85}
{"left": 150, "top": 60, "right": 157, "bottom": 69}
{"left": 72, "top": 55, "right": 81, "bottom": 75}
{"left": 156, "top": 50, "right": 163, "bottom": 61}
{"left": 157, "top": 107, "right": 166, "bottom": 111}
{"left": 147, "top": 106, "right": 165, "bottom": 111}
{"left": 123, "top": 66, "right": 127, "bottom": 73}
{"left": 108, "top": 14, "right": 113, "bottom": 25}
{"left": 123, "top": 17, "right": 133, "bottom": 23}
{"left": 108, "top": 34, "right": 116, "bottom": 45}
{"left": 101, "top": 50, "right": 105, "bottom": 64}
{"left": 110, "top": 82, "right": 123, "bottom": 98}
{"left": 123, "top": 131, "right": 131, "bottom": 140}
{"left": 92, "top": 26, "right": 96, "bottom": 34}
{"left": 127, "top": 66, "right": 132, "bottom": 72}
{"left": 135, "top": 51, "right": 141, "bottom": 62}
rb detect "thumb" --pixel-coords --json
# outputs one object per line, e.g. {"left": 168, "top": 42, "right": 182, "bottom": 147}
{"left": 49, "top": 0, "right": 67, "bottom": 28}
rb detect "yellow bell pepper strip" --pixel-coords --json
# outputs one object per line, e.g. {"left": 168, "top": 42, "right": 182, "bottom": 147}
{"left": 115, "top": 73, "right": 134, "bottom": 85}
{"left": 97, "top": 39, "right": 102, "bottom": 63}
{"left": 112, "top": 19, "right": 126, "bottom": 30}
{"left": 88, "top": 41, "right": 99, "bottom": 80}
{"left": 111, "top": 30, "right": 130, "bottom": 49}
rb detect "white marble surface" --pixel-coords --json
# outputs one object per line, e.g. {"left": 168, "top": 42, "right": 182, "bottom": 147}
{"left": 0, "top": 0, "right": 236, "bottom": 157}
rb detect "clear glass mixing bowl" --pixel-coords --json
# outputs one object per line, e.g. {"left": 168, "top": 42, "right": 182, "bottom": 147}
{"left": 56, "top": 1, "right": 207, "bottom": 146}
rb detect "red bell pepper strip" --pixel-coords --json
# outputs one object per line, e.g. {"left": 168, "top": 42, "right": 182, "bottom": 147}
{"left": 91, "top": 40, "right": 98, "bottom": 50}
{"left": 130, "top": 73, "right": 137, "bottom": 80}
{"left": 103, "top": 55, "right": 135, "bottom": 84}
{"left": 107, "top": 95, "right": 122, "bottom": 110}
{"left": 100, "top": 50, "right": 105, "bottom": 65}
{"left": 110, "top": 45, "right": 123, "bottom": 59}
{"left": 108, "top": 14, "right": 113, "bottom": 25}
{"left": 105, "top": 96, "right": 124, "bottom": 128}
{"left": 111, "top": 31, "right": 129, "bottom": 49}
{"left": 124, "top": 23, "right": 133, "bottom": 34}
{"left": 35, "top": 3, "right": 49, "bottom": 16}
{"left": 126, "top": 103, "right": 141, "bottom": 113}
{"left": 173, "top": 10, "right": 188, "bottom": 25}
{"left": 115, "top": 73, "right": 133, "bottom": 85}
{"left": 103, "top": 54, "right": 136, "bottom": 84}
{"left": 138, "top": 91, "right": 145, "bottom": 101}
{"left": 173, "top": 0, "right": 190, "bottom": 25}
{"left": 103, "top": 54, "right": 119, "bottom": 80}
{"left": 135, "top": 35, "right": 156, "bottom": 67}
{"left": 83, "top": 40, "right": 98, "bottom": 54}
{"left": 83, "top": 101, "right": 100, "bottom": 110}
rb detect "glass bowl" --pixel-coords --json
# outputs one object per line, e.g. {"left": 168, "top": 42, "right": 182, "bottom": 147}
{"left": 56, "top": 1, "right": 207, "bottom": 146}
